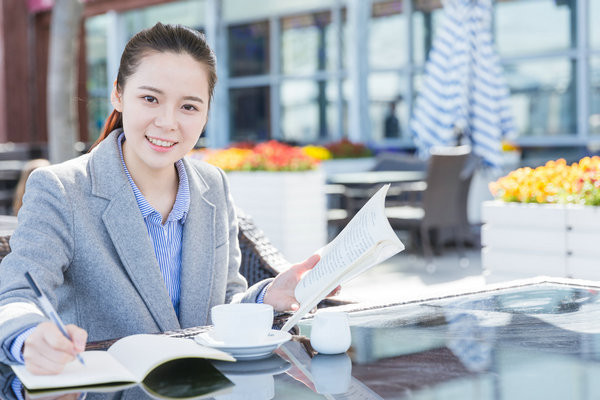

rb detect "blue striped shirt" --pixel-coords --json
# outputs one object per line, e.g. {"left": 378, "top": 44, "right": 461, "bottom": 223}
{"left": 118, "top": 133, "right": 190, "bottom": 316}
{"left": 9, "top": 134, "right": 190, "bottom": 394}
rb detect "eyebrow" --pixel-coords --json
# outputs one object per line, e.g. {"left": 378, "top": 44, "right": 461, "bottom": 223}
{"left": 138, "top": 85, "right": 205, "bottom": 104}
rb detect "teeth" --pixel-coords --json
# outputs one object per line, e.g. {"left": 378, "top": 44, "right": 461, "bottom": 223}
{"left": 147, "top": 137, "right": 175, "bottom": 147}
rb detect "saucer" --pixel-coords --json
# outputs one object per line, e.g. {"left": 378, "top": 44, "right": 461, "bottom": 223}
{"left": 212, "top": 354, "right": 291, "bottom": 375}
{"left": 195, "top": 329, "right": 292, "bottom": 360}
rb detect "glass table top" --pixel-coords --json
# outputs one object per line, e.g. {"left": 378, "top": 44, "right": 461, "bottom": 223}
{"left": 319, "top": 280, "right": 600, "bottom": 399}
{"left": 3, "top": 279, "right": 600, "bottom": 399}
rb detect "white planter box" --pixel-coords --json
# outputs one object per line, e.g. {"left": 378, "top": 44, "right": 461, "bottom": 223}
{"left": 482, "top": 201, "right": 600, "bottom": 282}
{"left": 227, "top": 170, "right": 327, "bottom": 263}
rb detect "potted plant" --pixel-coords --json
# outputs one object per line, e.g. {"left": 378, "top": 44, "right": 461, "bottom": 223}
{"left": 318, "top": 139, "right": 376, "bottom": 177}
{"left": 189, "top": 141, "right": 326, "bottom": 263}
{"left": 483, "top": 156, "right": 600, "bottom": 282}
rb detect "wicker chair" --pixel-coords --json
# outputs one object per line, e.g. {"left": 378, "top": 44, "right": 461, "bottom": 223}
{"left": 236, "top": 208, "right": 291, "bottom": 286}
{"left": 0, "top": 235, "right": 9, "bottom": 262}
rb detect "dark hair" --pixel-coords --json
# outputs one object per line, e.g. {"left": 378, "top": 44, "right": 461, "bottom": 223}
{"left": 91, "top": 23, "right": 217, "bottom": 149}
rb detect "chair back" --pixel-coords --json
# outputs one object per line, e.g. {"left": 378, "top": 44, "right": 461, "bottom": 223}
{"left": 421, "top": 145, "right": 472, "bottom": 229}
{"left": 236, "top": 209, "right": 290, "bottom": 286}
{"left": 0, "top": 235, "right": 10, "bottom": 262}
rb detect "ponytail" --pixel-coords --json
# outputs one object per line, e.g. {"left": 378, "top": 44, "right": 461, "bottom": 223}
{"left": 89, "top": 109, "right": 122, "bottom": 151}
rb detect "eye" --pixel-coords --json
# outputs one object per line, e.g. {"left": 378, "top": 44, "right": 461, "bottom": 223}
{"left": 142, "top": 95, "right": 157, "bottom": 103}
{"left": 182, "top": 104, "right": 199, "bottom": 112}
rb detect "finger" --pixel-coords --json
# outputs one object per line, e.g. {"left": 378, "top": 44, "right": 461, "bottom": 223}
{"left": 66, "top": 325, "right": 88, "bottom": 353}
{"left": 27, "top": 336, "right": 75, "bottom": 367}
{"left": 24, "top": 323, "right": 78, "bottom": 373}
{"left": 294, "top": 254, "right": 321, "bottom": 280}
{"left": 266, "top": 294, "right": 300, "bottom": 312}
{"left": 303, "top": 254, "right": 320, "bottom": 269}
{"left": 24, "top": 336, "right": 73, "bottom": 375}
{"left": 41, "top": 325, "right": 79, "bottom": 356}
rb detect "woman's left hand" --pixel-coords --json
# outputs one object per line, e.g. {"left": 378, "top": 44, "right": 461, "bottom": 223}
{"left": 263, "top": 254, "right": 340, "bottom": 312}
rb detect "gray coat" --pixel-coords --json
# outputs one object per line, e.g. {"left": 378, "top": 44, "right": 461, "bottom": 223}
{"left": 0, "top": 130, "right": 265, "bottom": 364}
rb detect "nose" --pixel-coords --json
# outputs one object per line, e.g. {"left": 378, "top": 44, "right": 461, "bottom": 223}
{"left": 154, "top": 107, "right": 178, "bottom": 130}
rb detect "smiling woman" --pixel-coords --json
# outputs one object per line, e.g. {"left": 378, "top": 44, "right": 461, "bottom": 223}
{"left": 0, "top": 23, "right": 325, "bottom": 380}
{"left": 110, "top": 51, "right": 211, "bottom": 219}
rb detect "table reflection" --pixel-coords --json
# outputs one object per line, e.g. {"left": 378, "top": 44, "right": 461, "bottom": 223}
{"left": 326, "top": 280, "right": 600, "bottom": 399}
{"left": 212, "top": 355, "right": 290, "bottom": 400}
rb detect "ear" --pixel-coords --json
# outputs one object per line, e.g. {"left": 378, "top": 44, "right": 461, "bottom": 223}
{"left": 110, "top": 84, "right": 123, "bottom": 112}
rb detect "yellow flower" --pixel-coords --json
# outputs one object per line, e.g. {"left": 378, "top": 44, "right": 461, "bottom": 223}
{"left": 302, "top": 145, "right": 332, "bottom": 161}
{"left": 501, "top": 140, "right": 520, "bottom": 152}
{"left": 490, "top": 156, "right": 600, "bottom": 205}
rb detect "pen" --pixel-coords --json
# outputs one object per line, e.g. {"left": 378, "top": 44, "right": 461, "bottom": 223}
{"left": 24, "top": 272, "right": 85, "bottom": 365}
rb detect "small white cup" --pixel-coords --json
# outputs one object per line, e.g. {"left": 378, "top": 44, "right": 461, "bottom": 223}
{"left": 310, "top": 311, "right": 351, "bottom": 354}
{"left": 211, "top": 303, "right": 273, "bottom": 346}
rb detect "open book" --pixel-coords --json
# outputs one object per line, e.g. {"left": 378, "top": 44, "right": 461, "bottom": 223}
{"left": 281, "top": 184, "right": 404, "bottom": 332}
{"left": 11, "top": 334, "right": 235, "bottom": 397}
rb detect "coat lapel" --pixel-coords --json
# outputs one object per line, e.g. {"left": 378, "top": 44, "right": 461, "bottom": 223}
{"left": 90, "top": 131, "right": 180, "bottom": 332}
{"left": 177, "top": 158, "right": 216, "bottom": 328}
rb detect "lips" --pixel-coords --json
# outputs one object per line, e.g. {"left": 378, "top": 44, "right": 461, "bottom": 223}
{"left": 146, "top": 136, "right": 176, "bottom": 148}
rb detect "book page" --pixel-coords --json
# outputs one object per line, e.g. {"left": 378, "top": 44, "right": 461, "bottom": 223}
{"left": 108, "top": 334, "right": 235, "bottom": 382}
{"left": 295, "top": 184, "right": 403, "bottom": 303}
{"left": 282, "top": 185, "right": 404, "bottom": 331}
{"left": 12, "top": 351, "right": 136, "bottom": 391}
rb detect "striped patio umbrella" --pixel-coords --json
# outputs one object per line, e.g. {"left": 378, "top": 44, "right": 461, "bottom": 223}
{"left": 410, "top": 0, "right": 516, "bottom": 167}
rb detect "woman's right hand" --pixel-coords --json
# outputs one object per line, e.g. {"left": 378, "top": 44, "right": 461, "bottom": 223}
{"left": 23, "top": 322, "right": 88, "bottom": 375}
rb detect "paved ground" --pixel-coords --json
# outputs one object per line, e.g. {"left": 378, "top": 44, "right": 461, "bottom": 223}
{"left": 338, "top": 244, "right": 487, "bottom": 306}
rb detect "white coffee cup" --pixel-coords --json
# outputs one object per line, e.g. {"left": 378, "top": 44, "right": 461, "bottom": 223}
{"left": 211, "top": 303, "right": 273, "bottom": 346}
{"left": 310, "top": 311, "right": 351, "bottom": 354}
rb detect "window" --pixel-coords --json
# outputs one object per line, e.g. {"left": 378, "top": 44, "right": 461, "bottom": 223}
{"left": 85, "top": 14, "right": 110, "bottom": 142}
{"left": 223, "top": 0, "right": 337, "bottom": 22}
{"left": 504, "top": 58, "right": 576, "bottom": 137}
{"left": 123, "top": 1, "right": 206, "bottom": 33}
{"left": 280, "top": 80, "right": 337, "bottom": 143}
{"left": 281, "top": 12, "right": 335, "bottom": 74}
{"left": 494, "top": 0, "right": 578, "bottom": 140}
{"left": 368, "top": 72, "right": 409, "bottom": 142}
{"left": 229, "top": 86, "right": 270, "bottom": 142}
{"left": 591, "top": 0, "right": 600, "bottom": 50}
{"left": 495, "top": 0, "right": 575, "bottom": 57}
{"left": 412, "top": 0, "right": 443, "bottom": 66}
{"left": 369, "top": 1, "right": 408, "bottom": 69}
{"left": 228, "top": 21, "right": 270, "bottom": 77}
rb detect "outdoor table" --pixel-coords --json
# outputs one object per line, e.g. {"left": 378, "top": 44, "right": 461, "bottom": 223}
{"left": 327, "top": 170, "right": 427, "bottom": 220}
{"left": 4, "top": 277, "right": 600, "bottom": 399}
{"left": 328, "top": 170, "right": 426, "bottom": 186}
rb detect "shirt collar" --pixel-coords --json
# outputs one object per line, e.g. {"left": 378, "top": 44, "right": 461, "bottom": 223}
{"left": 118, "top": 132, "right": 189, "bottom": 223}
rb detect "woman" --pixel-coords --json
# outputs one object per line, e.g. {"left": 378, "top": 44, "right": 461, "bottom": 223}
{"left": 0, "top": 23, "right": 319, "bottom": 375}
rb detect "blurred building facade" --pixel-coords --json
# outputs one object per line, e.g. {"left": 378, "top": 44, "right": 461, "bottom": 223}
{"left": 1, "top": 0, "right": 599, "bottom": 159}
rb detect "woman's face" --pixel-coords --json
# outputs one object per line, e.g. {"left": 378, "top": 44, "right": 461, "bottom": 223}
{"left": 111, "top": 51, "right": 210, "bottom": 177}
